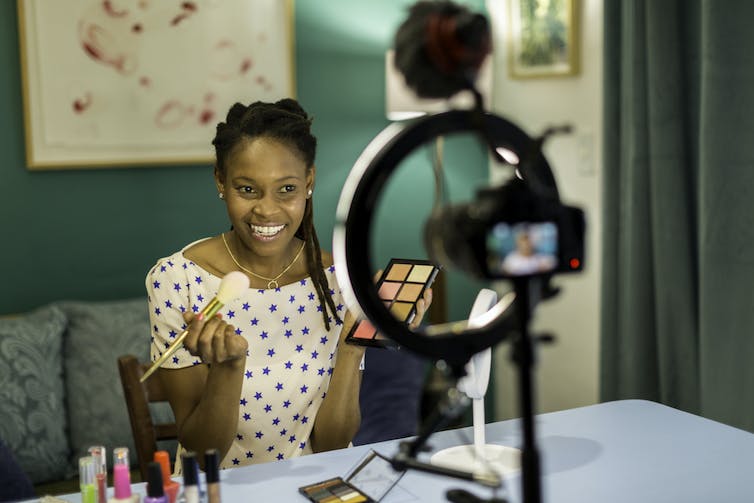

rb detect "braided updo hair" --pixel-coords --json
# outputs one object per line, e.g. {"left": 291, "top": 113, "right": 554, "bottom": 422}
{"left": 212, "top": 99, "right": 340, "bottom": 331}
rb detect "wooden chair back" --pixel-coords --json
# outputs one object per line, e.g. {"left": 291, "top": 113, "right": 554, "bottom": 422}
{"left": 117, "top": 354, "right": 178, "bottom": 482}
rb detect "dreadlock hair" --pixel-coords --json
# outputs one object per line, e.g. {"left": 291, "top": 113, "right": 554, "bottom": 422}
{"left": 212, "top": 99, "right": 341, "bottom": 331}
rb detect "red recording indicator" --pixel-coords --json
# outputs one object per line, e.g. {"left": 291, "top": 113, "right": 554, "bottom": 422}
{"left": 569, "top": 258, "right": 581, "bottom": 269}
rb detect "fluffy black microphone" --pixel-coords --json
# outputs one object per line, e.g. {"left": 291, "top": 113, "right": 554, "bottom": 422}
{"left": 393, "top": 0, "right": 491, "bottom": 100}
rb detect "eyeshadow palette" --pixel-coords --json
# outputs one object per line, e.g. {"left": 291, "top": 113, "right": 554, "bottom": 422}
{"left": 300, "top": 450, "right": 404, "bottom": 503}
{"left": 345, "top": 258, "right": 440, "bottom": 348}
{"left": 298, "top": 476, "right": 372, "bottom": 503}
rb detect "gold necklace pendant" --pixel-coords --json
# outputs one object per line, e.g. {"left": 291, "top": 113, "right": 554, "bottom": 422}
{"left": 221, "top": 232, "right": 305, "bottom": 289}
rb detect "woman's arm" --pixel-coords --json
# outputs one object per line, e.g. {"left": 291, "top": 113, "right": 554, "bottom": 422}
{"left": 310, "top": 288, "right": 432, "bottom": 452}
{"left": 157, "top": 313, "right": 248, "bottom": 467}
{"left": 309, "top": 321, "right": 364, "bottom": 452}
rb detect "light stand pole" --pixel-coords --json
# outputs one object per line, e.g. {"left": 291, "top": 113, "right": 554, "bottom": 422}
{"left": 511, "top": 277, "right": 542, "bottom": 503}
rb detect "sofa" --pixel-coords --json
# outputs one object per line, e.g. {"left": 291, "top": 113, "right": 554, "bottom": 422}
{"left": 0, "top": 298, "right": 175, "bottom": 495}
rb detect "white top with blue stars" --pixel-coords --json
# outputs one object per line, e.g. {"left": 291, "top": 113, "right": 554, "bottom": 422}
{"left": 146, "top": 240, "right": 345, "bottom": 469}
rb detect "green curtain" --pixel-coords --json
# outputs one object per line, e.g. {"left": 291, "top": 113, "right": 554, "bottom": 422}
{"left": 602, "top": 0, "right": 754, "bottom": 432}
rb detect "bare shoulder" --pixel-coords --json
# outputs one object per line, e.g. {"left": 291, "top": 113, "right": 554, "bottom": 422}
{"left": 183, "top": 235, "right": 228, "bottom": 276}
{"left": 183, "top": 236, "right": 216, "bottom": 262}
{"left": 320, "top": 250, "right": 334, "bottom": 268}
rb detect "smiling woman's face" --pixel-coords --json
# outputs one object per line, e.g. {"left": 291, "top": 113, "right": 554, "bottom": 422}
{"left": 216, "top": 136, "right": 314, "bottom": 260}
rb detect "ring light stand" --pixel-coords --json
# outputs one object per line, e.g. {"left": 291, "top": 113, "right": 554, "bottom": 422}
{"left": 333, "top": 109, "right": 551, "bottom": 503}
{"left": 430, "top": 289, "right": 522, "bottom": 477}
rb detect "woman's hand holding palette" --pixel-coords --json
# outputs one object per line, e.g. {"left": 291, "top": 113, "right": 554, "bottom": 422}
{"left": 345, "top": 258, "right": 440, "bottom": 348}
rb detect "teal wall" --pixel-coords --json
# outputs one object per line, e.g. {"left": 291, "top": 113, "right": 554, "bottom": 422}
{"left": 1, "top": 0, "right": 487, "bottom": 321}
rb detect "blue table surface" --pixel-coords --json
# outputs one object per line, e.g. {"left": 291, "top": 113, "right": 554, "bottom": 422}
{"left": 48, "top": 400, "right": 754, "bottom": 502}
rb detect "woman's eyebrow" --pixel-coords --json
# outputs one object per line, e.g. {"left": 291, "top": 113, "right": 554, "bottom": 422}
{"left": 231, "top": 175, "right": 301, "bottom": 183}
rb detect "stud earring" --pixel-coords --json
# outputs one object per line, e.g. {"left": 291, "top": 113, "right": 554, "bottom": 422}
{"left": 307, "top": 189, "right": 313, "bottom": 198}
{"left": 218, "top": 192, "right": 225, "bottom": 200}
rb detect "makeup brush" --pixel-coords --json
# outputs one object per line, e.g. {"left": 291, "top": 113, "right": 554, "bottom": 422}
{"left": 140, "top": 270, "right": 250, "bottom": 382}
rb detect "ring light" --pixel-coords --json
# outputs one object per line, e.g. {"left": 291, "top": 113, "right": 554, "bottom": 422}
{"left": 333, "top": 109, "right": 553, "bottom": 366}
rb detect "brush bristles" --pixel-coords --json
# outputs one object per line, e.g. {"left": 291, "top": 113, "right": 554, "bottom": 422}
{"left": 216, "top": 271, "right": 250, "bottom": 304}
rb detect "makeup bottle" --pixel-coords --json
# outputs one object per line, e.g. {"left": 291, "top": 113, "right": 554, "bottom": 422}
{"left": 188, "top": 451, "right": 206, "bottom": 503}
{"left": 88, "top": 445, "right": 107, "bottom": 503}
{"left": 145, "top": 462, "right": 168, "bottom": 503}
{"left": 177, "top": 452, "right": 201, "bottom": 503}
{"left": 80, "top": 456, "right": 97, "bottom": 503}
{"left": 154, "top": 450, "right": 180, "bottom": 503}
{"left": 204, "top": 450, "right": 221, "bottom": 503}
{"left": 110, "top": 447, "right": 140, "bottom": 503}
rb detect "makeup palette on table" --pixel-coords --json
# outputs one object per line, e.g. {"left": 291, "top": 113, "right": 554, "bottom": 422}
{"left": 299, "top": 450, "right": 404, "bottom": 503}
{"left": 345, "top": 258, "right": 440, "bottom": 348}
{"left": 299, "top": 477, "right": 372, "bottom": 503}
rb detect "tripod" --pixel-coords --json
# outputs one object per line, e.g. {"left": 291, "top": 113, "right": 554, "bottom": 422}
{"left": 389, "top": 276, "right": 544, "bottom": 503}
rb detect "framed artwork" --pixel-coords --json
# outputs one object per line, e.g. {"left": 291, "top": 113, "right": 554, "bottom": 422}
{"left": 508, "top": 0, "right": 579, "bottom": 78}
{"left": 17, "top": 0, "right": 295, "bottom": 169}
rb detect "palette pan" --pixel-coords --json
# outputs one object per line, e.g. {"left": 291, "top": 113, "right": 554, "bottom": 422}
{"left": 345, "top": 258, "right": 440, "bottom": 348}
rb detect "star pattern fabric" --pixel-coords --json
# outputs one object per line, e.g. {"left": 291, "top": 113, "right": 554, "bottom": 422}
{"left": 146, "top": 240, "right": 344, "bottom": 469}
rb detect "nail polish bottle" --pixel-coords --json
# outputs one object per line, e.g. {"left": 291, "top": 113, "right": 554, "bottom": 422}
{"left": 110, "top": 447, "right": 140, "bottom": 503}
{"left": 189, "top": 451, "right": 206, "bottom": 503}
{"left": 145, "top": 462, "right": 168, "bottom": 503}
{"left": 80, "top": 456, "right": 97, "bottom": 503}
{"left": 88, "top": 446, "right": 108, "bottom": 503}
{"left": 204, "top": 450, "right": 221, "bottom": 503}
{"left": 154, "top": 450, "right": 180, "bottom": 503}
{"left": 177, "top": 452, "right": 201, "bottom": 503}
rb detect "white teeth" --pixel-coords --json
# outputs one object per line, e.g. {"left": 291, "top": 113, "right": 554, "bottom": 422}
{"left": 251, "top": 224, "right": 285, "bottom": 236}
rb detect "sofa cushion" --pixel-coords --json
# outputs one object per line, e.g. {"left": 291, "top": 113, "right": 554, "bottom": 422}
{"left": 0, "top": 305, "right": 69, "bottom": 484}
{"left": 58, "top": 298, "right": 175, "bottom": 473}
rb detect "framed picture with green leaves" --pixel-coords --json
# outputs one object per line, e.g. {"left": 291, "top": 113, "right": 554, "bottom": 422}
{"left": 508, "top": 0, "right": 579, "bottom": 78}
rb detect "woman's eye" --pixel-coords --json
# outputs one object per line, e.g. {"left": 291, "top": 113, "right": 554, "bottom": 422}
{"left": 241, "top": 186, "right": 255, "bottom": 194}
{"left": 281, "top": 185, "right": 296, "bottom": 193}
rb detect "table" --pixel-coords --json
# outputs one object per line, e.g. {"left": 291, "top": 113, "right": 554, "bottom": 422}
{"left": 52, "top": 400, "right": 754, "bottom": 502}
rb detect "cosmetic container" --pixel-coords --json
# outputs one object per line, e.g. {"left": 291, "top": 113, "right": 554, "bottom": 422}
{"left": 88, "top": 446, "right": 107, "bottom": 503}
{"left": 109, "top": 447, "right": 140, "bottom": 503}
{"left": 177, "top": 452, "right": 201, "bottom": 503}
{"left": 145, "top": 462, "right": 168, "bottom": 503}
{"left": 154, "top": 450, "right": 180, "bottom": 503}
{"left": 80, "top": 456, "right": 97, "bottom": 503}
{"left": 204, "top": 450, "right": 221, "bottom": 503}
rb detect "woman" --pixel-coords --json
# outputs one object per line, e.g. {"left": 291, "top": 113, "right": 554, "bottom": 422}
{"left": 146, "top": 99, "right": 430, "bottom": 469}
